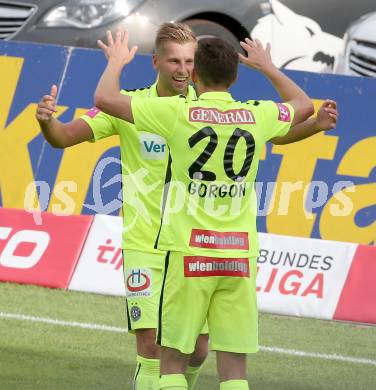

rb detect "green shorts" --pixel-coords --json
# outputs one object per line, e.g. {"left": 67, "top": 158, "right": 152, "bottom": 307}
{"left": 157, "top": 252, "right": 259, "bottom": 354}
{"left": 123, "top": 250, "right": 166, "bottom": 332}
{"left": 123, "top": 250, "right": 210, "bottom": 334}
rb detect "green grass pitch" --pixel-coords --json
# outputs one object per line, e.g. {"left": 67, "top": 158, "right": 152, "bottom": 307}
{"left": 0, "top": 282, "right": 375, "bottom": 389}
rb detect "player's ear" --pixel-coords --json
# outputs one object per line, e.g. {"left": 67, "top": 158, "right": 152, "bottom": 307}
{"left": 152, "top": 53, "right": 158, "bottom": 70}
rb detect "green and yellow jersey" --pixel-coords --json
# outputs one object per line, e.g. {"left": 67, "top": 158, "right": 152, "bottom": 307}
{"left": 81, "top": 83, "right": 197, "bottom": 253}
{"left": 131, "top": 91, "right": 294, "bottom": 258}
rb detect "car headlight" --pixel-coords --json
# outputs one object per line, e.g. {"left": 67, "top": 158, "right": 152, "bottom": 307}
{"left": 41, "top": 0, "right": 144, "bottom": 29}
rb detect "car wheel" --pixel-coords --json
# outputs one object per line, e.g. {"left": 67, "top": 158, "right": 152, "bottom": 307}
{"left": 185, "top": 19, "right": 241, "bottom": 51}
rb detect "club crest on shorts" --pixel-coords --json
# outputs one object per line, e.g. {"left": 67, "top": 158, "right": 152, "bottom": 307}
{"left": 130, "top": 305, "right": 141, "bottom": 321}
{"left": 125, "top": 268, "right": 152, "bottom": 298}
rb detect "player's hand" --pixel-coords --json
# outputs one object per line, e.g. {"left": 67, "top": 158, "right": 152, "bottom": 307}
{"left": 97, "top": 28, "right": 138, "bottom": 66}
{"left": 239, "top": 38, "right": 275, "bottom": 72}
{"left": 36, "top": 84, "right": 58, "bottom": 122}
{"left": 315, "top": 100, "right": 338, "bottom": 131}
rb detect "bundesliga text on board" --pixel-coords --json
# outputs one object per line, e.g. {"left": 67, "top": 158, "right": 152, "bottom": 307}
{"left": 255, "top": 233, "right": 356, "bottom": 319}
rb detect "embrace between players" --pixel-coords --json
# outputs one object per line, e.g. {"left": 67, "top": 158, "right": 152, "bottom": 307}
{"left": 36, "top": 22, "right": 338, "bottom": 390}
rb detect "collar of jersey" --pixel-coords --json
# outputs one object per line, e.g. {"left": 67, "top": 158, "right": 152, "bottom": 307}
{"left": 149, "top": 82, "right": 196, "bottom": 99}
{"left": 198, "top": 91, "right": 234, "bottom": 101}
{"left": 149, "top": 82, "right": 159, "bottom": 97}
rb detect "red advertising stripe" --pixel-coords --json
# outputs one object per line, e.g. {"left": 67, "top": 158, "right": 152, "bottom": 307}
{"left": 189, "top": 229, "right": 249, "bottom": 250}
{"left": 333, "top": 244, "right": 376, "bottom": 324}
{"left": 184, "top": 256, "right": 250, "bottom": 277}
{"left": 0, "top": 208, "right": 93, "bottom": 289}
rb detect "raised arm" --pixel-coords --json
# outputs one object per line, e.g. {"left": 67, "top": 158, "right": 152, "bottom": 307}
{"left": 36, "top": 84, "right": 93, "bottom": 148}
{"left": 271, "top": 99, "right": 339, "bottom": 145}
{"left": 239, "top": 38, "right": 314, "bottom": 126}
{"left": 94, "top": 29, "right": 138, "bottom": 122}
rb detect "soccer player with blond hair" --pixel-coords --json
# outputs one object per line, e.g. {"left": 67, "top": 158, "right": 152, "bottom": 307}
{"left": 36, "top": 22, "right": 209, "bottom": 390}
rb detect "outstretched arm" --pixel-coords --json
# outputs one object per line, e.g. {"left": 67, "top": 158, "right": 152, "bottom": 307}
{"left": 94, "top": 29, "right": 138, "bottom": 122}
{"left": 36, "top": 84, "right": 93, "bottom": 148}
{"left": 239, "top": 38, "right": 314, "bottom": 126}
{"left": 271, "top": 100, "right": 339, "bottom": 145}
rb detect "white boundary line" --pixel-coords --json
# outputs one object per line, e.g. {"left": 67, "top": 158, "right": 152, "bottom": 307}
{"left": 1, "top": 311, "right": 376, "bottom": 366}
{"left": 0, "top": 312, "right": 126, "bottom": 333}
{"left": 259, "top": 346, "right": 376, "bottom": 366}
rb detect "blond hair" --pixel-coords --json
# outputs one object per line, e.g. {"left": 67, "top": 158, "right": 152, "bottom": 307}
{"left": 155, "top": 22, "right": 197, "bottom": 53}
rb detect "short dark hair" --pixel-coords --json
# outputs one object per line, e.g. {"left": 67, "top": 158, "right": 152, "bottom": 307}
{"left": 194, "top": 38, "right": 239, "bottom": 88}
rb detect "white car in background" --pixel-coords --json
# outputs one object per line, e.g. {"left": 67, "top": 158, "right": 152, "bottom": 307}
{"left": 251, "top": 0, "right": 343, "bottom": 73}
{"left": 335, "top": 12, "right": 376, "bottom": 77}
{"left": 1, "top": 0, "right": 375, "bottom": 75}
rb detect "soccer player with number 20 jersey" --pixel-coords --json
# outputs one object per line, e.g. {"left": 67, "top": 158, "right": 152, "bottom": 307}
{"left": 94, "top": 27, "right": 320, "bottom": 389}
